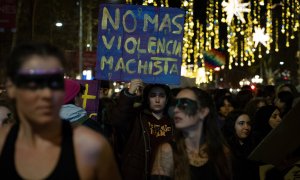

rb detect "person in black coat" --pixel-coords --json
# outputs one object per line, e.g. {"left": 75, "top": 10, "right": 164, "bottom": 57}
{"left": 222, "top": 110, "right": 259, "bottom": 180}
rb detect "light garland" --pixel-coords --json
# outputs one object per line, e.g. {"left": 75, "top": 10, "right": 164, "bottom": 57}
{"left": 123, "top": 0, "right": 300, "bottom": 85}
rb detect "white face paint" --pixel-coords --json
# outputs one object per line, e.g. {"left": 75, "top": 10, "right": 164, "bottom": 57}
{"left": 173, "top": 89, "right": 206, "bottom": 131}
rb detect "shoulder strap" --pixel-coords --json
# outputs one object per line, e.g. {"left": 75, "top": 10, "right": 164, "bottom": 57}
{"left": 0, "top": 124, "right": 21, "bottom": 178}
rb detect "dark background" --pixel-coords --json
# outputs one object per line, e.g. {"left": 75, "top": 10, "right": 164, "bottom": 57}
{"left": 0, "top": 0, "right": 299, "bottom": 88}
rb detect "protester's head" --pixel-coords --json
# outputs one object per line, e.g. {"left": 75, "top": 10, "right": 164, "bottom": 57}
{"left": 142, "top": 84, "right": 170, "bottom": 114}
{"left": 274, "top": 91, "right": 294, "bottom": 117}
{"left": 234, "top": 112, "right": 251, "bottom": 144}
{"left": 5, "top": 42, "right": 66, "bottom": 125}
{"left": 236, "top": 89, "right": 254, "bottom": 110}
{"left": 276, "top": 83, "right": 299, "bottom": 97}
{"left": 169, "top": 87, "right": 226, "bottom": 153}
{"left": 253, "top": 105, "right": 281, "bottom": 138}
{"left": 213, "top": 88, "right": 231, "bottom": 100}
{"left": 170, "top": 87, "right": 217, "bottom": 132}
{"left": 169, "top": 87, "right": 231, "bottom": 180}
{"left": 244, "top": 97, "right": 267, "bottom": 120}
{"left": 223, "top": 110, "right": 251, "bottom": 143}
{"left": 268, "top": 107, "right": 281, "bottom": 129}
{"left": 215, "top": 95, "right": 235, "bottom": 118}
{"left": 64, "top": 79, "right": 85, "bottom": 106}
{"left": 262, "top": 85, "right": 276, "bottom": 105}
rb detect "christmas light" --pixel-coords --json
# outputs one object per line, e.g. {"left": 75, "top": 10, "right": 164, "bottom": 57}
{"left": 222, "top": 0, "right": 250, "bottom": 24}
{"left": 253, "top": 27, "right": 269, "bottom": 47}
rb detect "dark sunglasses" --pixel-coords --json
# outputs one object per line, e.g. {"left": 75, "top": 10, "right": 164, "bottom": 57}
{"left": 169, "top": 98, "right": 199, "bottom": 116}
{"left": 15, "top": 73, "right": 64, "bottom": 90}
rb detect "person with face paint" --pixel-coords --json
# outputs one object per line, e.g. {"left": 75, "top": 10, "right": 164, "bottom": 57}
{"left": 0, "top": 42, "right": 121, "bottom": 180}
{"left": 151, "top": 87, "right": 232, "bottom": 180}
{"left": 222, "top": 110, "right": 259, "bottom": 180}
{"left": 110, "top": 79, "right": 174, "bottom": 180}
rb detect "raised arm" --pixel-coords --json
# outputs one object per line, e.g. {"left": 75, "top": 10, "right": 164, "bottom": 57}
{"left": 151, "top": 143, "right": 174, "bottom": 179}
{"left": 128, "top": 79, "right": 143, "bottom": 95}
{"left": 110, "top": 79, "right": 143, "bottom": 126}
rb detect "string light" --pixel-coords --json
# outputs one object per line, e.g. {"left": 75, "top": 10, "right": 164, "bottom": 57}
{"left": 123, "top": 0, "right": 300, "bottom": 84}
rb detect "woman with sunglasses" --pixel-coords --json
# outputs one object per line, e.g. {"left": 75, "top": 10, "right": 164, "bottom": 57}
{"left": 0, "top": 42, "right": 121, "bottom": 179}
{"left": 151, "top": 87, "right": 232, "bottom": 180}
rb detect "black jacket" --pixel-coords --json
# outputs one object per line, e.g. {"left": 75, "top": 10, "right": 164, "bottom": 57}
{"left": 111, "top": 89, "right": 174, "bottom": 180}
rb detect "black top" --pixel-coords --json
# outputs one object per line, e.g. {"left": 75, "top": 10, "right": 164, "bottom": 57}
{"left": 169, "top": 141, "right": 219, "bottom": 180}
{"left": 190, "top": 162, "right": 218, "bottom": 180}
{"left": 0, "top": 120, "right": 80, "bottom": 180}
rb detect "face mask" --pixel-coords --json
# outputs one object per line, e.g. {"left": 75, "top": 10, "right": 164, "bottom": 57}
{"left": 169, "top": 98, "right": 199, "bottom": 117}
{"left": 15, "top": 69, "right": 64, "bottom": 90}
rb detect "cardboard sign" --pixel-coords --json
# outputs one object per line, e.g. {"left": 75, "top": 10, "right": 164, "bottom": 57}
{"left": 248, "top": 102, "right": 300, "bottom": 169}
{"left": 77, "top": 80, "right": 100, "bottom": 121}
{"left": 96, "top": 4, "right": 185, "bottom": 85}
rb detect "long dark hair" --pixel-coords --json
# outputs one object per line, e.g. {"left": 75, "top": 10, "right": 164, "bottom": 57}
{"left": 173, "top": 87, "right": 232, "bottom": 180}
{"left": 222, "top": 110, "right": 254, "bottom": 157}
{"left": 277, "top": 91, "right": 294, "bottom": 117}
{"left": 252, "top": 105, "right": 278, "bottom": 146}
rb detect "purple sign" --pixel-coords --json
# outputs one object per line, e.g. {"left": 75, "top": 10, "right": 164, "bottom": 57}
{"left": 96, "top": 4, "right": 185, "bottom": 85}
{"left": 77, "top": 80, "right": 100, "bottom": 120}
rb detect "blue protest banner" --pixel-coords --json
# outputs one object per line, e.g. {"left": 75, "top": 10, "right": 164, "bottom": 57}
{"left": 96, "top": 4, "right": 185, "bottom": 85}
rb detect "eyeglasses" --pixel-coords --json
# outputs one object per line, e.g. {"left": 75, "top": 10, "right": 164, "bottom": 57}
{"left": 169, "top": 98, "right": 199, "bottom": 116}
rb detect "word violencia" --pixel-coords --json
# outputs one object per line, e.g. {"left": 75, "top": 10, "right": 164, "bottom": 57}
{"left": 101, "top": 36, "right": 182, "bottom": 56}
{"left": 97, "top": 5, "right": 184, "bottom": 78}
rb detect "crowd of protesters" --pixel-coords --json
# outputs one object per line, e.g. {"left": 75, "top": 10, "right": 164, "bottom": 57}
{"left": 0, "top": 42, "right": 299, "bottom": 179}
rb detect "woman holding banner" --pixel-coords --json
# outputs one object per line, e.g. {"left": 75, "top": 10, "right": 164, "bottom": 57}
{"left": 111, "top": 78, "right": 174, "bottom": 180}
